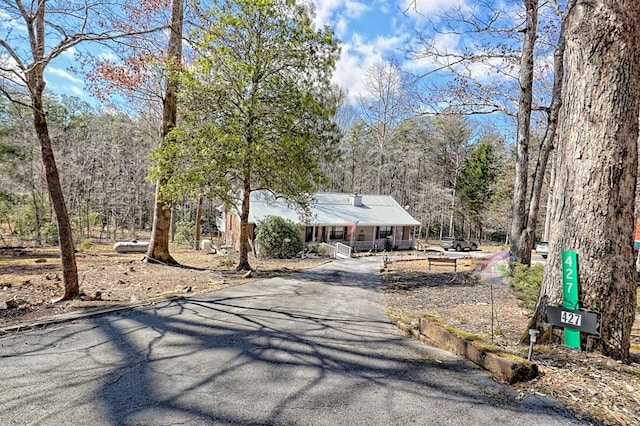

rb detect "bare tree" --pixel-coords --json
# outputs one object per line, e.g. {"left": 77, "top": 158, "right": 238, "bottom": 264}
{"left": 510, "top": 0, "right": 575, "bottom": 265}
{"left": 359, "top": 60, "right": 416, "bottom": 194}
{"left": 406, "top": 0, "right": 574, "bottom": 264}
{"left": 426, "top": 114, "right": 474, "bottom": 236}
{"left": 0, "top": 1, "right": 164, "bottom": 298}
{"left": 145, "top": 0, "right": 183, "bottom": 265}
{"left": 54, "top": 106, "right": 156, "bottom": 240}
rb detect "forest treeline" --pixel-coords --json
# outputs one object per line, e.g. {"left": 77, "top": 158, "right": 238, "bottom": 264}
{"left": 0, "top": 92, "right": 520, "bottom": 247}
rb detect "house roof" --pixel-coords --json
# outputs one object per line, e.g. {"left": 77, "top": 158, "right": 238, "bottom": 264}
{"left": 248, "top": 192, "right": 421, "bottom": 227}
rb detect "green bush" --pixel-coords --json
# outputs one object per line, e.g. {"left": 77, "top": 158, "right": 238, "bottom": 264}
{"left": 218, "top": 257, "right": 235, "bottom": 267}
{"left": 255, "top": 215, "right": 303, "bottom": 259}
{"left": 38, "top": 220, "right": 59, "bottom": 244}
{"left": 306, "top": 242, "right": 320, "bottom": 253}
{"left": 174, "top": 220, "right": 195, "bottom": 245}
{"left": 510, "top": 263, "right": 543, "bottom": 311}
{"left": 77, "top": 239, "right": 93, "bottom": 251}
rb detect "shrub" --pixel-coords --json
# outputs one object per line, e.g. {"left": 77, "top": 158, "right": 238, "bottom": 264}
{"left": 174, "top": 220, "right": 195, "bottom": 245}
{"left": 218, "top": 257, "right": 235, "bottom": 267}
{"left": 255, "top": 216, "right": 303, "bottom": 259}
{"left": 509, "top": 263, "right": 543, "bottom": 311}
{"left": 77, "top": 239, "right": 93, "bottom": 251}
{"left": 306, "top": 242, "right": 320, "bottom": 253}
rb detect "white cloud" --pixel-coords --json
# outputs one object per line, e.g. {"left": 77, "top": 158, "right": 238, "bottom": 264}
{"left": 0, "top": 53, "right": 24, "bottom": 83}
{"left": 402, "top": 0, "right": 469, "bottom": 15}
{"left": 404, "top": 31, "right": 460, "bottom": 73}
{"left": 333, "top": 16, "right": 349, "bottom": 38}
{"left": 0, "top": 8, "right": 27, "bottom": 31}
{"left": 98, "top": 51, "right": 119, "bottom": 62}
{"left": 42, "top": 73, "right": 88, "bottom": 99}
{"left": 332, "top": 33, "right": 407, "bottom": 103}
{"left": 311, "top": 0, "right": 369, "bottom": 28}
{"left": 60, "top": 46, "right": 78, "bottom": 59}
{"left": 344, "top": 1, "right": 368, "bottom": 18}
{"left": 68, "top": 86, "right": 84, "bottom": 96}
{"left": 310, "top": 1, "right": 404, "bottom": 103}
{"left": 48, "top": 67, "right": 84, "bottom": 84}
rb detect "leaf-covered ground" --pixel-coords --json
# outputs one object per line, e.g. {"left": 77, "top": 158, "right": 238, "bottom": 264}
{"left": 381, "top": 258, "right": 640, "bottom": 426}
{"left": 0, "top": 244, "right": 327, "bottom": 329}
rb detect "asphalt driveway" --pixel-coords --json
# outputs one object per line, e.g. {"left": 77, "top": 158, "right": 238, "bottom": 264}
{"left": 0, "top": 256, "right": 582, "bottom": 425}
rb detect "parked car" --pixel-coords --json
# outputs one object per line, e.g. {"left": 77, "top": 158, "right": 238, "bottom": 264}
{"left": 535, "top": 241, "right": 549, "bottom": 258}
{"left": 441, "top": 237, "right": 477, "bottom": 251}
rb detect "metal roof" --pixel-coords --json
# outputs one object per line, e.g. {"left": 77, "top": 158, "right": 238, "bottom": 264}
{"left": 248, "top": 192, "right": 421, "bottom": 227}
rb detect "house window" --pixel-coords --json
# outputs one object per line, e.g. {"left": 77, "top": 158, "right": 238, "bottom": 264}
{"left": 329, "top": 227, "right": 344, "bottom": 240}
{"left": 378, "top": 226, "right": 393, "bottom": 239}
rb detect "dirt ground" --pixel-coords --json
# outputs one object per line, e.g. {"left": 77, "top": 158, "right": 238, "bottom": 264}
{"left": 0, "top": 244, "right": 328, "bottom": 328}
{"left": 1, "top": 244, "right": 639, "bottom": 425}
{"left": 382, "top": 258, "right": 640, "bottom": 426}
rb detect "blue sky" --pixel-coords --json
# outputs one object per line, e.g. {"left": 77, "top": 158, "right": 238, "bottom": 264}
{"left": 311, "top": 0, "right": 444, "bottom": 102}
{"left": 2, "top": 0, "right": 472, "bottom": 108}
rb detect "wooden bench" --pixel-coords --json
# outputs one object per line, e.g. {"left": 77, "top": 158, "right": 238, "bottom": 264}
{"left": 427, "top": 256, "right": 457, "bottom": 272}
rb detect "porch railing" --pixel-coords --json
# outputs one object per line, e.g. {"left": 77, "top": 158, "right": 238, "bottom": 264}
{"left": 307, "top": 239, "right": 415, "bottom": 257}
{"left": 335, "top": 242, "right": 352, "bottom": 258}
{"left": 352, "top": 239, "right": 415, "bottom": 252}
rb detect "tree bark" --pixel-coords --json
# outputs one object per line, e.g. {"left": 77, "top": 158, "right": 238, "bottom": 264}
{"left": 511, "top": 0, "right": 574, "bottom": 267}
{"left": 533, "top": 0, "right": 640, "bottom": 360}
{"left": 25, "top": 3, "right": 79, "bottom": 300}
{"left": 32, "top": 94, "right": 80, "bottom": 299}
{"left": 146, "top": 0, "right": 183, "bottom": 265}
{"left": 147, "top": 181, "right": 176, "bottom": 263}
{"left": 194, "top": 196, "right": 203, "bottom": 250}
{"left": 509, "top": 0, "right": 538, "bottom": 266}
{"left": 237, "top": 178, "right": 252, "bottom": 271}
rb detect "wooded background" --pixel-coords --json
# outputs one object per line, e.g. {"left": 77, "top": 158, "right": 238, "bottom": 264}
{"left": 0, "top": 93, "right": 519, "bottom": 246}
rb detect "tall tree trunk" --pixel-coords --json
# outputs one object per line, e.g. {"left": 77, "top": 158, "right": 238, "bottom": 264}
{"left": 543, "top": 154, "right": 555, "bottom": 241}
{"left": 194, "top": 196, "right": 203, "bottom": 250}
{"left": 509, "top": 0, "right": 538, "bottom": 266}
{"left": 448, "top": 187, "right": 455, "bottom": 237}
{"left": 33, "top": 101, "right": 79, "bottom": 299}
{"left": 26, "top": 4, "right": 79, "bottom": 300}
{"left": 533, "top": 0, "right": 640, "bottom": 360}
{"left": 147, "top": 181, "right": 175, "bottom": 261}
{"left": 511, "top": 0, "right": 573, "bottom": 267}
{"left": 237, "top": 178, "right": 252, "bottom": 271}
{"left": 146, "top": 0, "right": 183, "bottom": 265}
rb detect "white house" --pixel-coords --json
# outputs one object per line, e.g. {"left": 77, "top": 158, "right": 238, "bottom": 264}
{"left": 218, "top": 192, "right": 421, "bottom": 252}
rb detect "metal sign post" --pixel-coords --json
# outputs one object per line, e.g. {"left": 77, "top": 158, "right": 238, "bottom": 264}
{"left": 561, "top": 251, "right": 581, "bottom": 349}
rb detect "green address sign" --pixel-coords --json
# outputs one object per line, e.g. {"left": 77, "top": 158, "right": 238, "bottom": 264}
{"left": 561, "top": 251, "right": 581, "bottom": 349}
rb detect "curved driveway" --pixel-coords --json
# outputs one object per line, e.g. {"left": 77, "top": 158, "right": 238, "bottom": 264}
{"left": 0, "top": 257, "right": 581, "bottom": 425}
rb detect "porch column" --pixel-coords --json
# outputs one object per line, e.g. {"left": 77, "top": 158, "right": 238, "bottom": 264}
{"left": 371, "top": 226, "right": 377, "bottom": 251}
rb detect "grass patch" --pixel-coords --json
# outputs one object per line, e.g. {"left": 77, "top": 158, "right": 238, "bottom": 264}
{"left": 421, "top": 313, "right": 527, "bottom": 362}
{"left": 77, "top": 239, "right": 93, "bottom": 251}
{"left": 509, "top": 263, "right": 543, "bottom": 311}
{"left": 218, "top": 257, "right": 235, "bottom": 267}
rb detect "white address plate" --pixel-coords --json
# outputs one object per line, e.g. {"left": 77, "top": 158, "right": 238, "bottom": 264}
{"left": 560, "top": 310, "right": 582, "bottom": 327}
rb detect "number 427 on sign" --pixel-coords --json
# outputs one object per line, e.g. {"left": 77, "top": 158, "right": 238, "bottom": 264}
{"left": 561, "top": 310, "right": 582, "bottom": 327}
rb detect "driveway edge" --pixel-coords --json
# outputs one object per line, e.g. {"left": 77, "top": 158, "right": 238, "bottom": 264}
{"left": 392, "top": 315, "right": 538, "bottom": 384}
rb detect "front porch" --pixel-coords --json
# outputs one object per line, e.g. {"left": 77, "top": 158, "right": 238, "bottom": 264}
{"left": 350, "top": 238, "right": 415, "bottom": 252}
{"left": 304, "top": 224, "right": 416, "bottom": 252}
